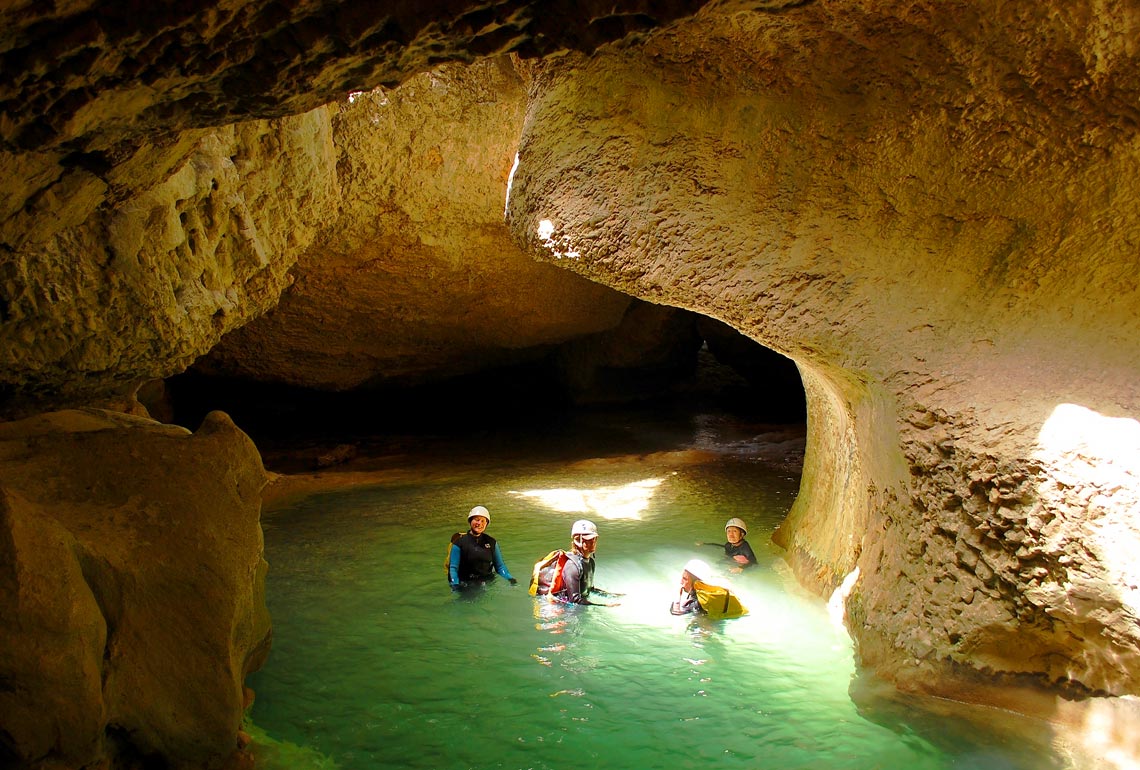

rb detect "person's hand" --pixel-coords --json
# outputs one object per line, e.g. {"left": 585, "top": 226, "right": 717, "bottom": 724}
{"left": 509, "top": 578, "right": 518, "bottom": 586}
{"left": 695, "top": 541, "right": 704, "bottom": 546}
{"left": 729, "top": 566, "right": 743, "bottom": 574}
{"left": 733, "top": 554, "right": 749, "bottom": 564}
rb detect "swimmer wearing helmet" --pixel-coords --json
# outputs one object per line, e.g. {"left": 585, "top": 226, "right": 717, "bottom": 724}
{"left": 696, "top": 517, "right": 757, "bottom": 573}
{"left": 670, "top": 559, "right": 712, "bottom": 615}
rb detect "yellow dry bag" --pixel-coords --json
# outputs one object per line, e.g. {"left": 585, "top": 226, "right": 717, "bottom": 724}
{"left": 693, "top": 579, "right": 747, "bottom": 619}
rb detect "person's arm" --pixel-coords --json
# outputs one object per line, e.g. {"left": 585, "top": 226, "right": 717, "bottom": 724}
{"left": 736, "top": 540, "right": 758, "bottom": 566}
{"left": 492, "top": 543, "right": 517, "bottom": 584}
{"left": 670, "top": 591, "right": 700, "bottom": 615}
{"left": 448, "top": 543, "right": 462, "bottom": 589}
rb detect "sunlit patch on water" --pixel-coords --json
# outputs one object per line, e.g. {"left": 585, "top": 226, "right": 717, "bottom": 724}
{"left": 509, "top": 476, "right": 666, "bottom": 520}
{"left": 248, "top": 413, "right": 1091, "bottom": 770}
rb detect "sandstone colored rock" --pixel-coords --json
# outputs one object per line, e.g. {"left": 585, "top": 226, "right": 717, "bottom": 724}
{"left": 196, "top": 58, "right": 633, "bottom": 390}
{"left": 505, "top": 3, "right": 1140, "bottom": 705}
{"left": 0, "top": 409, "right": 271, "bottom": 768}
{"left": 0, "top": 1, "right": 716, "bottom": 155}
{"left": 0, "top": 111, "right": 339, "bottom": 412}
{"left": 0, "top": 0, "right": 1138, "bottom": 753}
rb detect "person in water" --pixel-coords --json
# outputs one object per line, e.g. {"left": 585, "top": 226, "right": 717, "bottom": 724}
{"left": 697, "top": 517, "right": 758, "bottom": 573}
{"left": 555, "top": 519, "right": 621, "bottom": 606}
{"left": 448, "top": 505, "right": 517, "bottom": 591}
{"left": 670, "top": 558, "right": 713, "bottom": 615}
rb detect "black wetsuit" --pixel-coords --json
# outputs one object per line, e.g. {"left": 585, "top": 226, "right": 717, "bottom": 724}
{"left": 449, "top": 532, "right": 513, "bottom": 587}
{"left": 706, "top": 539, "right": 758, "bottom": 567}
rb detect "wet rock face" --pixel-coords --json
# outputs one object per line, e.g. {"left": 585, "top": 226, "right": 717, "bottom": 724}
{"left": 505, "top": 2, "right": 1140, "bottom": 702}
{"left": 0, "top": 409, "right": 271, "bottom": 769}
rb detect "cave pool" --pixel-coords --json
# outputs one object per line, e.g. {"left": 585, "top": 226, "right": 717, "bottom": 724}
{"left": 247, "top": 409, "right": 1083, "bottom": 770}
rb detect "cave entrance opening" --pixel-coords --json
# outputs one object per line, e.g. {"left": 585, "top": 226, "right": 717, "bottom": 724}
{"left": 163, "top": 308, "right": 808, "bottom": 477}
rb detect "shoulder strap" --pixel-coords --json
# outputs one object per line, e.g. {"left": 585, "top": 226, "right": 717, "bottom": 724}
{"left": 444, "top": 532, "right": 464, "bottom": 573}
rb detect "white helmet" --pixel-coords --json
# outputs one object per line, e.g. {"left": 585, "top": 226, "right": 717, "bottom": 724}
{"left": 571, "top": 519, "right": 598, "bottom": 539}
{"left": 683, "top": 558, "right": 712, "bottom": 583}
{"left": 468, "top": 505, "right": 490, "bottom": 522}
{"left": 725, "top": 517, "right": 747, "bottom": 535}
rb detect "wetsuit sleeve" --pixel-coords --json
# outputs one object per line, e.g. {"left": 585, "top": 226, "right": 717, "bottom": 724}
{"left": 448, "top": 543, "right": 461, "bottom": 587}
{"left": 740, "top": 540, "right": 758, "bottom": 566}
{"left": 492, "top": 543, "right": 514, "bottom": 581}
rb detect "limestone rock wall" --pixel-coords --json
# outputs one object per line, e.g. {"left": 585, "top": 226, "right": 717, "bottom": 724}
{"left": 505, "top": 2, "right": 1140, "bottom": 702}
{"left": 1, "top": 1, "right": 715, "bottom": 155}
{"left": 0, "top": 1, "right": 706, "bottom": 414}
{"left": 2, "top": 0, "right": 1139, "bottom": 758}
{"left": 196, "top": 57, "right": 632, "bottom": 390}
{"left": 0, "top": 409, "right": 271, "bottom": 769}
{"left": 0, "top": 110, "right": 338, "bottom": 412}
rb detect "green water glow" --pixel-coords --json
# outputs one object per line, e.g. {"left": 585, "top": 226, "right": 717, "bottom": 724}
{"left": 248, "top": 413, "right": 1078, "bottom": 770}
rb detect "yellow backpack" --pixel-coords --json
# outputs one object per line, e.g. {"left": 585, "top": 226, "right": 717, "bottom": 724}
{"left": 528, "top": 549, "right": 570, "bottom": 596}
{"left": 693, "top": 580, "right": 747, "bottom": 619}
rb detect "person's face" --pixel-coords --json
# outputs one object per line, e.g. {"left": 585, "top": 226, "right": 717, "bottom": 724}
{"left": 574, "top": 534, "right": 597, "bottom": 556}
{"left": 680, "top": 571, "right": 694, "bottom": 593}
{"left": 726, "top": 526, "right": 744, "bottom": 544}
{"left": 469, "top": 516, "right": 488, "bottom": 535}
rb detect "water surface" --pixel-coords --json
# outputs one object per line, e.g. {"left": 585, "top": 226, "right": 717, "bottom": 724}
{"left": 248, "top": 410, "right": 1077, "bottom": 770}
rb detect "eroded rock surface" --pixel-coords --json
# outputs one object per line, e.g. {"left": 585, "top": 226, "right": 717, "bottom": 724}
{"left": 0, "top": 111, "right": 339, "bottom": 412}
{"left": 1, "top": 0, "right": 1139, "bottom": 762}
{"left": 0, "top": 409, "right": 270, "bottom": 768}
{"left": 196, "top": 58, "right": 633, "bottom": 390}
{"left": 505, "top": 1, "right": 1140, "bottom": 708}
{"left": 1, "top": 1, "right": 711, "bottom": 410}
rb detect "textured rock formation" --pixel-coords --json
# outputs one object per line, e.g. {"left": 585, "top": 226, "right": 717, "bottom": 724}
{"left": 0, "top": 110, "right": 338, "bottom": 412}
{"left": 1, "top": 1, "right": 712, "bottom": 411}
{"left": 196, "top": 58, "right": 633, "bottom": 390}
{"left": 0, "top": 409, "right": 270, "bottom": 769}
{"left": 504, "top": 0, "right": 1140, "bottom": 711}
{"left": 0, "top": 0, "right": 717, "bottom": 154}
{"left": 2, "top": 0, "right": 1140, "bottom": 764}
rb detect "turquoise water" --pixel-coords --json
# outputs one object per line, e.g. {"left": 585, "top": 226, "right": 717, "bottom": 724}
{"left": 248, "top": 411, "right": 1075, "bottom": 770}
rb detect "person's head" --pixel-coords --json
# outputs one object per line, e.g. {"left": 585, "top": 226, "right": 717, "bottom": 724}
{"left": 725, "top": 517, "right": 748, "bottom": 544}
{"left": 468, "top": 505, "right": 490, "bottom": 534}
{"left": 571, "top": 519, "right": 598, "bottom": 556}
{"left": 681, "top": 558, "right": 711, "bottom": 593}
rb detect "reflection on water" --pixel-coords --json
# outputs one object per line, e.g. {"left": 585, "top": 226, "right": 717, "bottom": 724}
{"left": 247, "top": 410, "right": 1079, "bottom": 770}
